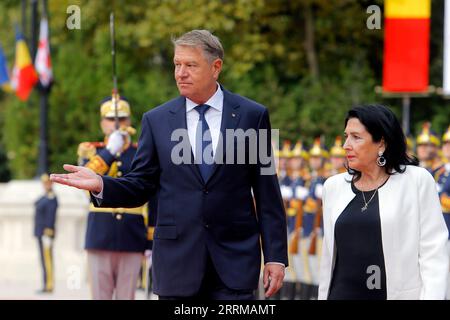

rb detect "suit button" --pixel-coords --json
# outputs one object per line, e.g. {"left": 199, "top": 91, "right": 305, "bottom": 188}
{"left": 117, "top": 161, "right": 122, "bottom": 166}
{"left": 203, "top": 189, "right": 209, "bottom": 194}
{"left": 204, "top": 224, "right": 209, "bottom": 228}
{"left": 116, "top": 214, "right": 122, "bottom": 220}
{"left": 117, "top": 171, "right": 122, "bottom": 177}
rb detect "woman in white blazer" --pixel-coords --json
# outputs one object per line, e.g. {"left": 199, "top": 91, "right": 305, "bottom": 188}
{"left": 318, "top": 104, "right": 449, "bottom": 300}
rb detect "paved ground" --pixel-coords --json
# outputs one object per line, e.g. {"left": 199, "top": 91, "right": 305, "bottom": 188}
{"left": 0, "top": 280, "right": 158, "bottom": 300}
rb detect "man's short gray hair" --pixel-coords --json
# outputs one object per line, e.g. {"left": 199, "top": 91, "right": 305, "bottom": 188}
{"left": 172, "top": 30, "right": 224, "bottom": 62}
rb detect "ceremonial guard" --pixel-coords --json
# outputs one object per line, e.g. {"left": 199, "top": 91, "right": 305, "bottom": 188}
{"left": 406, "top": 135, "right": 415, "bottom": 158}
{"left": 284, "top": 141, "right": 310, "bottom": 300}
{"left": 77, "top": 95, "right": 154, "bottom": 299}
{"left": 280, "top": 141, "right": 309, "bottom": 299}
{"left": 437, "top": 126, "right": 450, "bottom": 198}
{"left": 268, "top": 140, "right": 292, "bottom": 300}
{"left": 416, "top": 122, "right": 444, "bottom": 176}
{"left": 277, "top": 140, "right": 293, "bottom": 187}
{"left": 34, "top": 173, "right": 58, "bottom": 293}
{"left": 301, "top": 137, "right": 328, "bottom": 299}
{"left": 328, "top": 136, "right": 347, "bottom": 176}
{"left": 437, "top": 126, "right": 450, "bottom": 299}
{"left": 286, "top": 141, "right": 309, "bottom": 233}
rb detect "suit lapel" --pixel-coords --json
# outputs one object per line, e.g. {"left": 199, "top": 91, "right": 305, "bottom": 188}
{"left": 205, "top": 89, "right": 241, "bottom": 184}
{"left": 168, "top": 96, "right": 204, "bottom": 185}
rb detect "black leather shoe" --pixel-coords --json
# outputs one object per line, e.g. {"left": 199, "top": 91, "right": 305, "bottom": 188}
{"left": 36, "top": 289, "right": 53, "bottom": 294}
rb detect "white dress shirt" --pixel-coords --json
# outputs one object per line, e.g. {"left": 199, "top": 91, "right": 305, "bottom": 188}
{"left": 186, "top": 84, "right": 223, "bottom": 159}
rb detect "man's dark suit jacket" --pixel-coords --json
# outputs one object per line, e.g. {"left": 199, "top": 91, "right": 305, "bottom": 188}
{"left": 93, "top": 87, "right": 288, "bottom": 296}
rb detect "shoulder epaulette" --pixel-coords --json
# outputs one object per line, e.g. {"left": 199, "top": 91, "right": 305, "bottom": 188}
{"left": 78, "top": 142, "right": 96, "bottom": 159}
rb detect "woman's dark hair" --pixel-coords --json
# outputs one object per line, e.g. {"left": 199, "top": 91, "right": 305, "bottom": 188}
{"left": 344, "top": 104, "right": 418, "bottom": 181}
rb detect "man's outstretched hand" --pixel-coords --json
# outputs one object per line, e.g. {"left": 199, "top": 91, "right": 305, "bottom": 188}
{"left": 50, "top": 164, "right": 103, "bottom": 193}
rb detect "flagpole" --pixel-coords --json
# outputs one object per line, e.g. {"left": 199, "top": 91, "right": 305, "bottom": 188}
{"left": 36, "top": 0, "right": 50, "bottom": 177}
{"left": 21, "top": 0, "right": 27, "bottom": 46}
{"left": 30, "top": 0, "right": 38, "bottom": 59}
{"left": 402, "top": 94, "right": 411, "bottom": 136}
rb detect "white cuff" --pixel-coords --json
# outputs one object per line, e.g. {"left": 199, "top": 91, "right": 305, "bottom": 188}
{"left": 91, "top": 177, "right": 104, "bottom": 203}
{"left": 265, "top": 262, "right": 285, "bottom": 268}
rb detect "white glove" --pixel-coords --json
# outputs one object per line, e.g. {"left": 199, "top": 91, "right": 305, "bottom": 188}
{"left": 144, "top": 250, "right": 152, "bottom": 268}
{"left": 295, "top": 186, "right": 309, "bottom": 200}
{"left": 42, "top": 235, "right": 52, "bottom": 248}
{"left": 314, "top": 184, "right": 323, "bottom": 199}
{"left": 280, "top": 185, "right": 293, "bottom": 200}
{"left": 106, "top": 130, "right": 127, "bottom": 155}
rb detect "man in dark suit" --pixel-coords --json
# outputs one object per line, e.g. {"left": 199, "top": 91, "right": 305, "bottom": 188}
{"left": 51, "top": 29, "right": 287, "bottom": 300}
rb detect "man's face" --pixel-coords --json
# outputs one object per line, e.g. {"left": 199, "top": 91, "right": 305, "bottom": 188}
{"left": 443, "top": 142, "right": 450, "bottom": 160}
{"left": 331, "top": 156, "right": 346, "bottom": 170}
{"left": 417, "top": 143, "right": 437, "bottom": 162}
{"left": 174, "top": 45, "right": 222, "bottom": 104}
{"left": 309, "top": 156, "right": 323, "bottom": 171}
{"left": 278, "top": 157, "right": 287, "bottom": 170}
{"left": 288, "top": 157, "right": 303, "bottom": 170}
{"left": 43, "top": 180, "right": 52, "bottom": 193}
{"left": 100, "top": 117, "right": 131, "bottom": 136}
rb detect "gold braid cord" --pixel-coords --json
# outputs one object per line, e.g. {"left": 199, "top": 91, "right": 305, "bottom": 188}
{"left": 86, "top": 155, "right": 110, "bottom": 175}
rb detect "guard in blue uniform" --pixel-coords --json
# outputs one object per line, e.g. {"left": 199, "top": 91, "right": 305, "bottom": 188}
{"left": 277, "top": 140, "right": 293, "bottom": 187}
{"left": 302, "top": 137, "right": 328, "bottom": 300}
{"left": 443, "top": 126, "right": 450, "bottom": 165}
{"left": 328, "top": 136, "right": 347, "bottom": 176}
{"left": 286, "top": 141, "right": 309, "bottom": 233}
{"left": 416, "top": 122, "right": 444, "bottom": 176}
{"left": 284, "top": 140, "right": 309, "bottom": 300}
{"left": 34, "top": 173, "right": 58, "bottom": 293}
{"left": 77, "top": 94, "right": 154, "bottom": 300}
{"left": 437, "top": 126, "right": 450, "bottom": 299}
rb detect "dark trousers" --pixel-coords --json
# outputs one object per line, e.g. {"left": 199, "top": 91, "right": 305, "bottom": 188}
{"left": 159, "top": 252, "right": 255, "bottom": 300}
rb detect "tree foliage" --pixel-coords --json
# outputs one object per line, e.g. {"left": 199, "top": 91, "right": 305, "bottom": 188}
{"left": 0, "top": 0, "right": 448, "bottom": 179}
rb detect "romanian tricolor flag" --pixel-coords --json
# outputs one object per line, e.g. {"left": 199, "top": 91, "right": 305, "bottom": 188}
{"left": 11, "top": 30, "right": 38, "bottom": 101}
{"left": 382, "top": 0, "right": 431, "bottom": 93}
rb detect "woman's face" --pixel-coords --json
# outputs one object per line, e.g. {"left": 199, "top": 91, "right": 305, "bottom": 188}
{"left": 343, "top": 118, "right": 385, "bottom": 173}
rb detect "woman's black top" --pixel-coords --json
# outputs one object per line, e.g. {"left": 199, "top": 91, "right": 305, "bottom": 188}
{"left": 327, "top": 180, "right": 387, "bottom": 300}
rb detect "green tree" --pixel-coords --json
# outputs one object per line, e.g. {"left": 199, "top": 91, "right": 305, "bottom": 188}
{"left": 0, "top": 0, "right": 448, "bottom": 178}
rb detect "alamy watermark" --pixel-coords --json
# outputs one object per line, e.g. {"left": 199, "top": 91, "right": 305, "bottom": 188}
{"left": 366, "top": 264, "right": 381, "bottom": 290}
{"left": 66, "top": 5, "right": 81, "bottom": 30}
{"left": 66, "top": 265, "right": 81, "bottom": 290}
{"left": 170, "top": 128, "right": 279, "bottom": 176}
{"left": 366, "top": 5, "right": 381, "bottom": 30}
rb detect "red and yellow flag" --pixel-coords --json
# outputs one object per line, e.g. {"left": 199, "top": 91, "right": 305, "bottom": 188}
{"left": 11, "top": 30, "right": 38, "bottom": 101}
{"left": 382, "top": 0, "right": 431, "bottom": 93}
